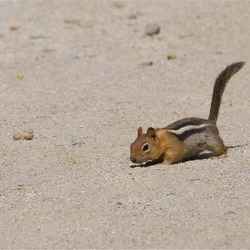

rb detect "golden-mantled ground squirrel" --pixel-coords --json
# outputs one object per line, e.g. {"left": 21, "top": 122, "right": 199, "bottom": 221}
{"left": 130, "top": 62, "right": 245, "bottom": 165}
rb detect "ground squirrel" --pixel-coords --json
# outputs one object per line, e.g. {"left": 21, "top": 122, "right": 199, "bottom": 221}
{"left": 130, "top": 62, "right": 245, "bottom": 165}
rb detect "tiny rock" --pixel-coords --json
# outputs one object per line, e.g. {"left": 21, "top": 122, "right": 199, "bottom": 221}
{"left": 9, "top": 23, "right": 20, "bottom": 31}
{"left": 139, "top": 61, "right": 153, "bottom": 67}
{"left": 13, "top": 72, "right": 24, "bottom": 80}
{"left": 167, "top": 52, "right": 177, "bottom": 60}
{"left": 13, "top": 129, "right": 34, "bottom": 140}
{"left": 145, "top": 23, "right": 160, "bottom": 36}
{"left": 127, "top": 14, "right": 137, "bottom": 20}
{"left": 110, "top": 1, "right": 125, "bottom": 8}
{"left": 64, "top": 19, "right": 81, "bottom": 26}
{"left": 73, "top": 157, "right": 88, "bottom": 165}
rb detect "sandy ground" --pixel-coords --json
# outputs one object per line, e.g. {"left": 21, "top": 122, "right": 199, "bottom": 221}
{"left": 0, "top": 0, "right": 249, "bottom": 249}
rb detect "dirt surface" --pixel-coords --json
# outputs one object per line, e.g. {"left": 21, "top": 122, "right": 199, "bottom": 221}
{"left": 0, "top": 1, "right": 249, "bottom": 249}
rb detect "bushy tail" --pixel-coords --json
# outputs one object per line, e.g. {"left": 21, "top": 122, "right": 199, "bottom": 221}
{"left": 208, "top": 61, "right": 245, "bottom": 124}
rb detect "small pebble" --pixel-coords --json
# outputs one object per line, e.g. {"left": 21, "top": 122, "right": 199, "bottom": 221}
{"left": 64, "top": 19, "right": 81, "bottom": 26}
{"left": 215, "top": 51, "right": 224, "bottom": 55}
{"left": 110, "top": 1, "right": 125, "bottom": 8}
{"left": 167, "top": 52, "right": 177, "bottom": 60}
{"left": 73, "top": 157, "right": 87, "bottom": 165}
{"left": 9, "top": 23, "right": 20, "bottom": 31}
{"left": 13, "top": 72, "right": 24, "bottom": 80}
{"left": 127, "top": 14, "right": 137, "bottom": 20}
{"left": 13, "top": 129, "right": 34, "bottom": 140}
{"left": 139, "top": 61, "right": 153, "bottom": 67}
{"left": 145, "top": 23, "right": 160, "bottom": 36}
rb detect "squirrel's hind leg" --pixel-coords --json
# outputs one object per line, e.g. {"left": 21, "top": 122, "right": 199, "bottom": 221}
{"left": 206, "top": 135, "right": 227, "bottom": 158}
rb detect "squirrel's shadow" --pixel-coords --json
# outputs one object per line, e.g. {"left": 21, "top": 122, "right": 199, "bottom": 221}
{"left": 130, "top": 159, "right": 162, "bottom": 168}
{"left": 130, "top": 144, "right": 248, "bottom": 168}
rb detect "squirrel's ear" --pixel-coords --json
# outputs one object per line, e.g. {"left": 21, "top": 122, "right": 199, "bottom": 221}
{"left": 137, "top": 127, "right": 143, "bottom": 137}
{"left": 147, "top": 127, "right": 156, "bottom": 140}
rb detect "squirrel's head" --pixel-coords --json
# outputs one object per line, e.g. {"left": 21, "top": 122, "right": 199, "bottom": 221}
{"left": 130, "top": 127, "right": 160, "bottom": 164}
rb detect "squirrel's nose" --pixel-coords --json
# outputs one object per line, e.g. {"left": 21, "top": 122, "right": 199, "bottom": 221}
{"left": 130, "top": 156, "right": 137, "bottom": 163}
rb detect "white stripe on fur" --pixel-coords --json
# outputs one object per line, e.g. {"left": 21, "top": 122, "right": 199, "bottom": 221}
{"left": 168, "top": 124, "right": 208, "bottom": 135}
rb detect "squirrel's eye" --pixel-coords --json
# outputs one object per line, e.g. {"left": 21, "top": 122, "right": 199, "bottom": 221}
{"left": 142, "top": 143, "right": 150, "bottom": 152}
